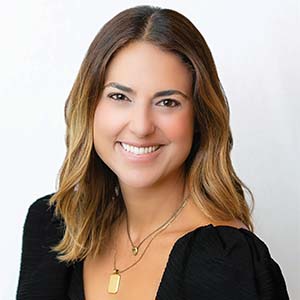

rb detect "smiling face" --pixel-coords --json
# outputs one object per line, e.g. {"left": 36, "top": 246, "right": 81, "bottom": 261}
{"left": 93, "top": 41, "right": 194, "bottom": 189}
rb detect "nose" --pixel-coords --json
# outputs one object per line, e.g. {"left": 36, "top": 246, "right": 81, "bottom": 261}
{"left": 128, "top": 102, "right": 155, "bottom": 138}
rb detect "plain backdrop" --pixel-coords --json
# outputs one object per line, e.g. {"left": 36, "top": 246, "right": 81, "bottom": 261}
{"left": 0, "top": 0, "right": 299, "bottom": 299}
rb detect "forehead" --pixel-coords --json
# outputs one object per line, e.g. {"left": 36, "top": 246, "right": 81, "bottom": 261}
{"left": 104, "top": 41, "right": 192, "bottom": 95}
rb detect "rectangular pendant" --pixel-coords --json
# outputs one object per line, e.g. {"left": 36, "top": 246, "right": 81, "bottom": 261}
{"left": 108, "top": 272, "right": 121, "bottom": 294}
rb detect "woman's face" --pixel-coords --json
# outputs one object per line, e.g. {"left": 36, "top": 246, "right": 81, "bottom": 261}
{"left": 93, "top": 41, "right": 194, "bottom": 189}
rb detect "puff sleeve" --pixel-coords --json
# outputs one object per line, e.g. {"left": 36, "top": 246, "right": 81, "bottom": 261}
{"left": 157, "top": 224, "right": 290, "bottom": 300}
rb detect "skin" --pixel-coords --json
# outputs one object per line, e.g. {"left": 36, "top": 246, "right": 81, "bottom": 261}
{"left": 93, "top": 41, "right": 196, "bottom": 239}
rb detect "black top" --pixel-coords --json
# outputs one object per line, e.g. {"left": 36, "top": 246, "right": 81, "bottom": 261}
{"left": 17, "top": 194, "right": 290, "bottom": 300}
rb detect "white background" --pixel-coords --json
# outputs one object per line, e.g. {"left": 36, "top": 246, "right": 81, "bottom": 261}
{"left": 0, "top": 0, "right": 299, "bottom": 299}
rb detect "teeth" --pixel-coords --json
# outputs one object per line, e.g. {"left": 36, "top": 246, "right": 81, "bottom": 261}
{"left": 121, "top": 142, "right": 160, "bottom": 155}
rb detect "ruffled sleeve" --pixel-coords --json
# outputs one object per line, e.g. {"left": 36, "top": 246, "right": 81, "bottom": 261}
{"left": 157, "top": 224, "right": 290, "bottom": 300}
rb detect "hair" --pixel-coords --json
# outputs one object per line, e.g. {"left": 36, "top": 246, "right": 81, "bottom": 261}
{"left": 49, "top": 5, "right": 255, "bottom": 263}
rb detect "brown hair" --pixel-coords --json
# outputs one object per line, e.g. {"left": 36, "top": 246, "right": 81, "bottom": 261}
{"left": 49, "top": 5, "right": 254, "bottom": 263}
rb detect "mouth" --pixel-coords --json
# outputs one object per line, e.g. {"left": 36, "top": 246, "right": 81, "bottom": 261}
{"left": 118, "top": 142, "right": 162, "bottom": 155}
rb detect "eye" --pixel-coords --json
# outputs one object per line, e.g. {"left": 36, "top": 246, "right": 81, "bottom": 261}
{"left": 107, "top": 93, "right": 130, "bottom": 102}
{"left": 157, "top": 99, "right": 180, "bottom": 108}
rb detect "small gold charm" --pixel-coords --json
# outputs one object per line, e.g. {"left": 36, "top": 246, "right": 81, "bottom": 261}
{"left": 108, "top": 269, "right": 121, "bottom": 294}
{"left": 132, "top": 246, "right": 138, "bottom": 256}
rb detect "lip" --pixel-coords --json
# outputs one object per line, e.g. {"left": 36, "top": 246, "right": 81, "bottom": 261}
{"left": 117, "top": 142, "right": 163, "bottom": 162}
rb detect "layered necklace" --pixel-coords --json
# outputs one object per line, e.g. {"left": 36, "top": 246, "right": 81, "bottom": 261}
{"left": 107, "top": 195, "right": 189, "bottom": 294}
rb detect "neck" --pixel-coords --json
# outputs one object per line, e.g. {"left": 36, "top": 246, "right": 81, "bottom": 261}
{"left": 118, "top": 172, "right": 189, "bottom": 243}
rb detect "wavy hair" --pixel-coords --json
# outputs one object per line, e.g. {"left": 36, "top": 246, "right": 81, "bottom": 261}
{"left": 49, "top": 5, "right": 255, "bottom": 263}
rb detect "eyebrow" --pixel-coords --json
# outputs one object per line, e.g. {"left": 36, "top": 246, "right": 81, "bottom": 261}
{"left": 104, "top": 82, "right": 189, "bottom": 99}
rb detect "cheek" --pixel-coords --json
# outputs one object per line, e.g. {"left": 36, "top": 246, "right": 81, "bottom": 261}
{"left": 162, "top": 111, "right": 194, "bottom": 145}
{"left": 93, "top": 102, "right": 123, "bottom": 139}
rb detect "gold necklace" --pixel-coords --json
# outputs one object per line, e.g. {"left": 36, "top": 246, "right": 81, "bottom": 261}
{"left": 107, "top": 195, "right": 189, "bottom": 294}
{"left": 126, "top": 195, "right": 190, "bottom": 256}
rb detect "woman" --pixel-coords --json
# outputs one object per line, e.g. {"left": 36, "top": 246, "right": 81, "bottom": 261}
{"left": 17, "top": 5, "right": 289, "bottom": 300}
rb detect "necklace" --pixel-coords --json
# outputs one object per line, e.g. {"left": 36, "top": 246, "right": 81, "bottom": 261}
{"left": 126, "top": 195, "right": 190, "bottom": 256}
{"left": 107, "top": 195, "right": 189, "bottom": 294}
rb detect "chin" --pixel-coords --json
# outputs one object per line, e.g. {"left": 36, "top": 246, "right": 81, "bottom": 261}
{"left": 118, "top": 175, "right": 163, "bottom": 190}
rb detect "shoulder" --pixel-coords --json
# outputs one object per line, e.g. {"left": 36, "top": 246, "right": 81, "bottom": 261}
{"left": 187, "top": 225, "right": 271, "bottom": 266}
{"left": 166, "top": 224, "right": 289, "bottom": 299}
{"left": 173, "top": 224, "right": 273, "bottom": 268}
{"left": 17, "top": 194, "right": 70, "bottom": 299}
{"left": 23, "top": 193, "right": 64, "bottom": 242}
{"left": 26, "top": 193, "right": 55, "bottom": 219}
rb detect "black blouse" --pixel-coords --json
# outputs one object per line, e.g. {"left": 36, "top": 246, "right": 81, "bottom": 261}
{"left": 17, "top": 194, "right": 290, "bottom": 300}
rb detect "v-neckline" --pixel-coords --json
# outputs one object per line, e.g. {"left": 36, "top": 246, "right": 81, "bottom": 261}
{"left": 69, "top": 223, "right": 249, "bottom": 299}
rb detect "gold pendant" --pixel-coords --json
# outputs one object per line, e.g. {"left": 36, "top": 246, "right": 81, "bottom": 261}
{"left": 108, "top": 269, "right": 121, "bottom": 294}
{"left": 132, "top": 246, "right": 138, "bottom": 256}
